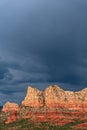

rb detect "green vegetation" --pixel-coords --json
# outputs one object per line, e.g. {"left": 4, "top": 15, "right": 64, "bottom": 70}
{"left": 0, "top": 118, "right": 87, "bottom": 130}
{"left": 0, "top": 118, "right": 68, "bottom": 130}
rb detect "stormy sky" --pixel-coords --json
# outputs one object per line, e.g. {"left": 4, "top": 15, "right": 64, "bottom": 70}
{"left": 0, "top": 0, "right": 87, "bottom": 105}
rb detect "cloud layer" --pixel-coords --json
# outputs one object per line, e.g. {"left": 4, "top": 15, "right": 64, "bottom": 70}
{"left": 0, "top": 0, "right": 87, "bottom": 105}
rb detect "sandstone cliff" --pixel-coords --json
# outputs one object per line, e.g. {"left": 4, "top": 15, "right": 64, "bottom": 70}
{"left": 22, "top": 86, "right": 44, "bottom": 107}
{"left": 2, "top": 85, "right": 87, "bottom": 124}
{"left": 22, "top": 85, "right": 87, "bottom": 111}
{"left": 2, "top": 85, "right": 87, "bottom": 112}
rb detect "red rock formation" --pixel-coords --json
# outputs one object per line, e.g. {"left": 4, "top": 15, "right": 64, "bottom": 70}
{"left": 5, "top": 111, "right": 18, "bottom": 124}
{"left": 2, "top": 102, "right": 19, "bottom": 113}
{"left": 2, "top": 85, "right": 87, "bottom": 125}
{"left": 25, "top": 111, "right": 76, "bottom": 126}
{"left": 21, "top": 85, "right": 87, "bottom": 111}
{"left": 44, "top": 85, "right": 65, "bottom": 108}
{"left": 44, "top": 85, "right": 87, "bottom": 111}
{"left": 2, "top": 85, "right": 87, "bottom": 112}
{"left": 22, "top": 86, "right": 44, "bottom": 107}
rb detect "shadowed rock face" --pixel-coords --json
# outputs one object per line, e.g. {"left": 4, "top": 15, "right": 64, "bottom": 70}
{"left": 22, "top": 85, "right": 87, "bottom": 110}
{"left": 5, "top": 111, "right": 18, "bottom": 124}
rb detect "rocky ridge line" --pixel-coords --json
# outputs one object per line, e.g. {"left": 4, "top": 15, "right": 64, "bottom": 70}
{"left": 2, "top": 85, "right": 87, "bottom": 112}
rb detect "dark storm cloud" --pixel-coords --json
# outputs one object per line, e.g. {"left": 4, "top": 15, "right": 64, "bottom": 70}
{"left": 0, "top": 0, "right": 87, "bottom": 105}
{"left": 0, "top": 62, "right": 9, "bottom": 80}
{"left": 0, "top": 59, "right": 21, "bottom": 83}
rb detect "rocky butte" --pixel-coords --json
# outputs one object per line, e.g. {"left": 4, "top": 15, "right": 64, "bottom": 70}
{"left": 21, "top": 85, "right": 87, "bottom": 111}
{"left": 1, "top": 85, "right": 87, "bottom": 124}
{"left": 3, "top": 85, "right": 87, "bottom": 112}
{"left": 2, "top": 102, "right": 19, "bottom": 113}
{"left": 22, "top": 86, "right": 44, "bottom": 107}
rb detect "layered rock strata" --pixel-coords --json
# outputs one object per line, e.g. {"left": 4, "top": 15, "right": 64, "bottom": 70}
{"left": 2, "top": 85, "right": 87, "bottom": 124}
{"left": 2, "top": 85, "right": 87, "bottom": 112}
{"left": 22, "top": 85, "right": 87, "bottom": 111}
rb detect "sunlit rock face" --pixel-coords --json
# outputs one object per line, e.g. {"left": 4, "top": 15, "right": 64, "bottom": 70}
{"left": 44, "top": 85, "right": 87, "bottom": 111}
{"left": 3, "top": 85, "right": 87, "bottom": 113}
{"left": 22, "top": 86, "right": 44, "bottom": 107}
{"left": 2, "top": 102, "right": 19, "bottom": 113}
{"left": 22, "top": 85, "right": 87, "bottom": 111}
{"left": 2, "top": 85, "right": 87, "bottom": 124}
{"left": 44, "top": 85, "right": 65, "bottom": 108}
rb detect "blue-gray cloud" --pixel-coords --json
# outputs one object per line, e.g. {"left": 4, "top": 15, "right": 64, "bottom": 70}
{"left": 0, "top": 0, "right": 87, "bottom": 105}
